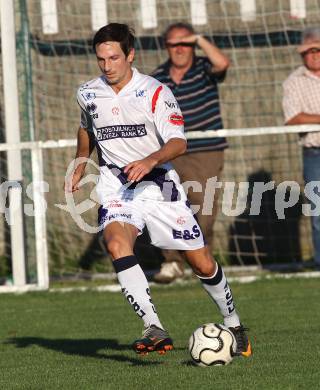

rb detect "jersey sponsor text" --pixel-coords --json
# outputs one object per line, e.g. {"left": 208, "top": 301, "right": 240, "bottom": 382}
{"left": 96, "top": 124, "right": 147, "bottom": 140}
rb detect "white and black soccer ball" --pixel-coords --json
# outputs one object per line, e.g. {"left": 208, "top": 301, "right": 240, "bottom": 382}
{"left": 189, "top": 323, "right": 237, "bottom": 366}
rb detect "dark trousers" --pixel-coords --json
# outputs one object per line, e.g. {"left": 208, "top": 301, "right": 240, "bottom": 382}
{"left": 162, "top": 150, "right": 224, "bottom": 265}
{"left": 303, "top": 147, "right": 320, "bottom": 265}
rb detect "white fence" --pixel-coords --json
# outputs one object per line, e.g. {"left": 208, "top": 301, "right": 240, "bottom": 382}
{"left": 1, "top": 124, "right": 320, "bottom": 292}
{"left": 0, "top": 139, "right": 76, "bottom": 293}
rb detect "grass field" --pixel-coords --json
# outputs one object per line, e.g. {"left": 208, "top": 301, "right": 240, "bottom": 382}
{"left": 1, "top": 277, "right": 320, "bottom": 390}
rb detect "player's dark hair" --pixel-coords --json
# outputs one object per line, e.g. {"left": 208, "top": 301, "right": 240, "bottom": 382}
{"left": 92, "top": 23, "right": 135, "bottom": 57}
{"left": 163, "top": 22, "right": 195, "bottom": 42}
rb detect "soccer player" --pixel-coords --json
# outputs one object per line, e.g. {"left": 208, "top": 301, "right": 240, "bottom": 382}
{"left": 65, "top": 23, "right": 251, "bottom": 357}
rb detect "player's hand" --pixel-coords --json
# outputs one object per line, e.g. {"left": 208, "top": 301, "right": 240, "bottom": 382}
{"left": 166, "top": 34, "right": 199, "bottom": 45}
{"left": 124, "top": 157, "right": 157, "bottom": 182}
{"left": 64, "top": 171, "right": 84, "bottom": 193}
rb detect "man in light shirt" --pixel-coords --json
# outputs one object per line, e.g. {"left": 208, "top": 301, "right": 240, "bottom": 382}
{"left": 282, "top": 27, "right": 320, "bottom": 267}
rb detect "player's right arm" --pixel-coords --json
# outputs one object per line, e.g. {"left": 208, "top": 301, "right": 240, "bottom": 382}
{"left": 64, "top": 126, "right": 95, "bottom": 193}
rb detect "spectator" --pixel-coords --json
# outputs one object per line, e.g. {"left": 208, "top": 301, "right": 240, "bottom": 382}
{"left": 282, "top": 27, "right": 320, "bottom": 268}
{"left": 152, "top": 23, "right": 229, "bottom": 283}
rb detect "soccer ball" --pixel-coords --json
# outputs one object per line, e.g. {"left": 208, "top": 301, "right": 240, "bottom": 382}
{"left": 189, "top": 323, "right": 237, "bottom": 366}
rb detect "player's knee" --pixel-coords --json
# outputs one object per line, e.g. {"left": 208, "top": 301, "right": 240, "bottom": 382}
{"left": 192, "top": 259, "right": 216, "bottom": 277}
{"left": 186, "top": 247, "right": 216, "bottom": 277}
{"left": 105, "top": 235, "right": 128, "bottom": 259}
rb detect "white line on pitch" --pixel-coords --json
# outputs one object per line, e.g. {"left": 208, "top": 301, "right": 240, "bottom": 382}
{"left": 48, "top": 271, "right": 320, "bottom": 293}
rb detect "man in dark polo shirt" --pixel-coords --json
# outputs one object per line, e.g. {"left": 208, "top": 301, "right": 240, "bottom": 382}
{"left": 152, "top": 22, "right": 229, "bottom": 283}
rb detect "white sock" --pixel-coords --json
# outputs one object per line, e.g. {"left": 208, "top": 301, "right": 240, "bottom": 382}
{"left": 113, "top": 256, "right": 163, "bottom": 329}
{"left": 198, "top": 263, "right": 241, "bottom": 328}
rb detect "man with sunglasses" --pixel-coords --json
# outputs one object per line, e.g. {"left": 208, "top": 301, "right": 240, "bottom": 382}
{"left": 283, "top": 27, "right": 320, "bottom": 268}
{"left": 152, "top": 23, "right": 230, "bottom": 283}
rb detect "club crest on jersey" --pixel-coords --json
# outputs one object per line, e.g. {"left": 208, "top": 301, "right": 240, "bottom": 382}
{"left": 135, "top": 89, "right": 146, "bottom": 98}
{"left": 81, "top": 92, "right": 96, "bottom": 101}
{"left": 86, "top": 102, "right": 97, "bottom": 114}
{"left": 112, "top": 107, "right": 119, "bottom": 115}
{"left": 168, "top": 112, "right": 184, "bottom": 126}
{"left": 176, "top": 216, "right": 186, "bottom": 225}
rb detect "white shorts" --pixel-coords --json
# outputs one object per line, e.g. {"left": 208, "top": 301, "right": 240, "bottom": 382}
{"left": 98, "top": 197, "right": 205, "bottom": 251}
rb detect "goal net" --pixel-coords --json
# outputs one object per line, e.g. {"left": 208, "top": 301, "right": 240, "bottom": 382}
{"left": 0, "top": 0, "right": 318, "bottom": 286}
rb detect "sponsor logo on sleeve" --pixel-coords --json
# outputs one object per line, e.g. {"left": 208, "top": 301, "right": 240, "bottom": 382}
{"left": 86, "top": 102, "right": 97, "bottom": 114}
{"left": 86, "top": 102, "right": 98, "bottom": 119}
{"left": 165, "top": 100, "right": 179, "bottom": 110}
{"left": 81, "top": 92, "right": 96, "bottom": 101}
{"left": 168, "top": 112, "right": 184, "bottom": 126}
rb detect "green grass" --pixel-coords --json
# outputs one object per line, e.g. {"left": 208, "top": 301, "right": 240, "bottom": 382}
{"left": 1, "top": 278, "right": 320, "bottom": 390}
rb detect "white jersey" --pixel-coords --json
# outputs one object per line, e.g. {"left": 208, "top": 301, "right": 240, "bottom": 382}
{"left": 77, "top": 68, "right": 187, "bottom": 202}
{"left": 77, "top": 68, "right": 185, "bottom": 167}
